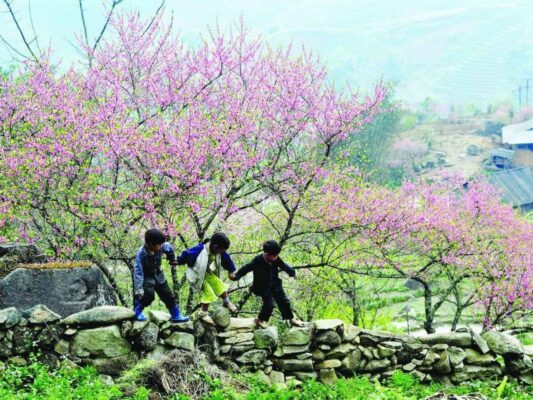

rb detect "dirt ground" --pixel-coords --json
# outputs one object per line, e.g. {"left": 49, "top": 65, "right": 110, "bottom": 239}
{"left": 396, "top": 119, "right": 533, "bottom": 179}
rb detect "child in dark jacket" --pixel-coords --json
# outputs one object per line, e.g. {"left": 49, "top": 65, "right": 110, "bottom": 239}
{"left": 133, "top": 229, "right": 189, "bottom": 322}
{"left": 231, "top": 240, "right": 304, "bottom": 328}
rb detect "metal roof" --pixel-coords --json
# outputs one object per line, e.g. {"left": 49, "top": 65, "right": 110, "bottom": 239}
{"left": 489, "top": 148, "right": 515, "bottom": 159}
{"left": 488, "top": 166, "right": 533, "bottom": 207}
{"left": 501, "top": 119, "right": 533, "bottom": 145}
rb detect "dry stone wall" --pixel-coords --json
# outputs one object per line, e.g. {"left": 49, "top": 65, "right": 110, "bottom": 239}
{"left": 0, "top": 305, "right": 531, "bottom": 387}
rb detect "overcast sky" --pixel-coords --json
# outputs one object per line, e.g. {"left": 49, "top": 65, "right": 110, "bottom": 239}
{"left": 1, "top": 0, "right": 531, "bottom": 105}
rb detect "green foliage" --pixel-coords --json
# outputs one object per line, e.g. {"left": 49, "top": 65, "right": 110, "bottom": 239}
{"left": 0, "top": 359, "right": 149, "bottom": 400}
{"left": 204, "top": 371, "right": 532, "bottom": 400}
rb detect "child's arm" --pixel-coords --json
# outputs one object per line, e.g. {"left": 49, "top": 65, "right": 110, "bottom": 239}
{"left": 278, "top": 258, "right": 296, "bottom": 278}
{"left": 221, "top": 252, "right": 236, "bottom": 278}
{"left": 162, "top": 242, "right": 177, "bottom": 265}
{"left": 233, "top": 259, "right": 255, "bottom": 281}
{"left": 133, "top": 251, "right": 145, "bottom": 296}
{"left": 176, "top": 244, "right": 203, "bottom": 267}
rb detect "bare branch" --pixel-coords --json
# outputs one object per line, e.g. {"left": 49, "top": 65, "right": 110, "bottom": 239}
{"left": 2, "top": 0, "right": 40, "bottom": 62}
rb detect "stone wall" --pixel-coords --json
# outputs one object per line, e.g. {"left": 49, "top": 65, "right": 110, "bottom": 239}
{"left": 0, "top": 305, "right": 531, "bottom": 387}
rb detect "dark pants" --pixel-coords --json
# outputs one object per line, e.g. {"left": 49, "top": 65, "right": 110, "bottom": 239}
{"left": 258, "top": 287, "right": 294, "bottom": 322}
{"left": 141, "top": 277, "right": 176, "bottom": 310}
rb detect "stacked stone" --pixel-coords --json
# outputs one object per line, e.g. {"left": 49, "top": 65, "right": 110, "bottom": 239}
{"left": 0, "top": 305, "right": 63, "bottom": 367}
{"left": 60, "top": 306, "right": 196, "bottom": 376}
{"left": 217, "top": 317, "right": 278, "bottom": 375}
{"left": 0, "top": 244, "right": 47, "bottom": 278}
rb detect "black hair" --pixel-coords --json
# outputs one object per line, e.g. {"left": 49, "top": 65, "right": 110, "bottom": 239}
{"left": 145, "top": 229, "right": 167, "bottom": 246}
{"left": 263, "top": 240, "right": 281, "bottom": 256}
{"left": 208, "top": 232, "right": 231, "bottom": 250}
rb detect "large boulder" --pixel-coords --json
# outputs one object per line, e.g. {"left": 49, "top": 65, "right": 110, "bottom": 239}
{"left": 0, "top": 265, "right": 117, "bottom": 317}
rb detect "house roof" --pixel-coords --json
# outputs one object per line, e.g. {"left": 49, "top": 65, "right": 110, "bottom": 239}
{"left": 501, "top": 119, "right": 533, "bottom": 145}
{"left": 489, "top": 148, "right": 515, "bottom": 159}
{"left": 488, "top": 166, "right": 533, "bottom": 207}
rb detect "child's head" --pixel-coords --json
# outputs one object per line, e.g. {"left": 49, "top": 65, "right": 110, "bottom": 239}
{"left": 263, "top": 240, "right": 281, "bottom": 263}
{"left": 209, "top": 232, "right": 230, "bottom": 255}
{"left": 145, "top": 229, "right": 167, "bottom": 252}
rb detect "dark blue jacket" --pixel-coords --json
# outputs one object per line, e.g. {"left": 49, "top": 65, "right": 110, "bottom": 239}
{"left": 133, "top": 242, "right": 176, "bottom": 290}
{"left": 176, "top": 243, "right": 236, "bottom": 273}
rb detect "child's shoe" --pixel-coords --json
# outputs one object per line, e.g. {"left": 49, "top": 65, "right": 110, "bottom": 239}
{"left": 287, "top": 318, "right": 305, "bottom": 327}
{"left": 169, "top": 304, "right": 190, "bottom": 323}
{"left": 198, "top": 310, "right": 215, "bottom": 325}
{"left": 134, "top": 299, "right": 148, "bottom": 322}
{"left": 254, "top": 319, "right": 269, "bottom": 329}
{"left": 223, "top": 301, "right": 238, "bottom": 313}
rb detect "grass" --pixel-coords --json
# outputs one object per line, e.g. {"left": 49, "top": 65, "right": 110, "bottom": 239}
{"left": 1, "top": 359, "right": 531, "bottom": 400}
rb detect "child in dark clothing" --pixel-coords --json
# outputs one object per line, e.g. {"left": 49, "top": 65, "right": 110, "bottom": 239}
{"left": 133, "top": 229, "right": 189, "bottom": 323}
{"left": 231, "top": 240, "right": 304, "bottom": 328}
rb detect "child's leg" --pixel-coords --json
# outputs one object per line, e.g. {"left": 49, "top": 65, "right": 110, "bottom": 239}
{"left": 203, "top": 272, "right": 228, "bottom": 305}
{"left": 200, "top": 275, "right": 218, "bottom": 310}
{"left": 154, "top": 281, "right": 176, "bottom": 310}
{"left": 141, "top": 279, "right": 156, "bottom": 308}
{"left": 258, "top": 295, "right": 275, "bottom": 322}
{"left": 272, "top": 287, "right": 294, "bottom": 320}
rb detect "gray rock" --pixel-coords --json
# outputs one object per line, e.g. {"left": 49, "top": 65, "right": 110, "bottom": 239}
{"left": 314, "top": 319, "right": 343, "bottom": 331}
{"left": 327, "top": 343, "right": 357, "bottom": 359}
{"left": 236, "top": 349, "right": 268, "bottom": 365}
{"left": 422, "top": 350, "right": 441, "bottom": 366}
{"left": 226, "top": 318, "right": 256, "bottom": 331}
{"left": 448, "top": 346, "right": 466, "bottom": 366}
{"left": 296, "top": 352, "right": 312, "bottom": 360}
{"left": 71, "top": 325, "right": 131, "bottom": 358}
{"left": 434, "top": 351, "right": 452, "bottom": 374}
{"left": 418, "top": 332, "right": 473, "bottom": 347}
{"left": 293, "top": 371, "right": 318, "bottom": 381}
{"left": 361, "top": 359, "right": 391, "bottom": 372}
{"left": 210, "top": 307, "right": 231, "bottom": 328}
{"left": 273, "top": 344, "right": 310, "bottom": 357}
{"left": 0, "top": 266, "right": 116, "bottom": 317}
{"left": 342, "top": 324, "right": 361, "bottom": 343}
{"left": 341, "top": 349, "right": 361, "bottom": 372}
{"left": 223, "top": 332, "right": 254, "bottom": 345}
{"left": 22, "top": 304, "right": 61, "bottom": 324}
{"left": 312, "top": 349, "right": 325, "bottom": 361}
{"left": 282, "top": 325, "right": 313, "bottom": 346}
{"left": 482, "top": 331, "right": 523, "bottom": 357}
{"left": 129, "top": 320, "right": 148, "bottom": 337}
{"left": 54, "top": 339, "right": 70, "bottom": 355}
{"left": 121, "top": 320, "right": 132, "bottom": 337}
{"left": 470, "top": 328, "right": 490, "bottom": 354}
{"left": 451, "top": 365, "right": 502, "bottom": 383}
{"left": 164, "top": 332, "right": 195, "bottom": 351}
{"left": 464, "top": 348, "right": 497, "bottom": 366}
{"left": 0, "top": 307, "right": 22, "bottom": 328}
{"left": 0, "top": 338, "right": 13, "bottom": 358}
{"left": 86, "top": 352, "right": 138, "bottom": 376}
{"left": 147, "top": 310, "right": 170, "bottom": 325}
{"left": 99, "top": 375, "right": 115, "bottom": 386}
{"left": 431, "top": 344, "right": 449, "bottom": 351}
{"left": 136, "top": 322, "right": 159, "bottom": 351}
{"left": 269, "top": 370, "right": 285, "bottom": 385}
{"left": 466, "top": 144, "right": 483, "bottom": 156}
{"left": 146, "top": 344, "right": 172, "bottom": 362}
{"left": 273, "top": 358, "right": 314, "bottom": 372}
{"left": 8, "top": 356, "right": 28, "bottom": 366}
{"left": 402, "top": 363, "right": 416, "bottom": 372}
{"left": 62, "top": 306, "right": 134, "bottom": 326}
{"left": 254, "top": 327, "right": 278, "bottom": 349}
{"left": 319, "top": 368, "right": 337, "bottom": 385}
{"left": 377, "top": 344, "right": 397, "bottom": 358}
{"left": 315, "top": 330, "right": 341, "bottom": 345}
{"left": 316, "top": 359, "right": 341, "bottom": 369}
{"left": 359, "top": 330, "right": 399, "bottom": 346}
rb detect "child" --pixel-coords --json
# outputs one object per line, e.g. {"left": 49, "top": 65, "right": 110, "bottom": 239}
{"left": 231, "top": 240, "right": 304, "bottom": 328}
{"left": 133, "top": 229, "right": 189, "bottom": 322}
{"left": 177, "top": 232, "right": 238, "bottom": 325}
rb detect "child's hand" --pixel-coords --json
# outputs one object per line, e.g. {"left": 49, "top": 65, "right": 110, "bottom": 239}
{"left": 228, "top": 273, "right": 236, "bottom": 281}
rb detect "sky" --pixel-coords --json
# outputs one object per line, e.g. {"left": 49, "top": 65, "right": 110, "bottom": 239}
{"left": 1, "top": 0, "right": 532, "bottom": 106}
